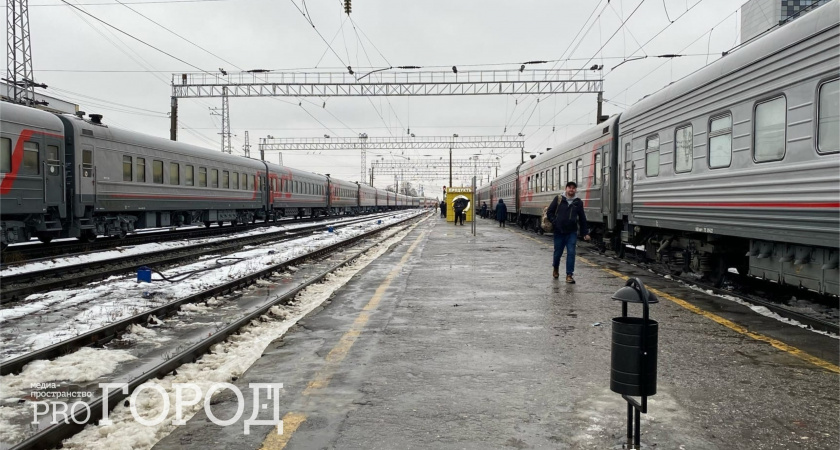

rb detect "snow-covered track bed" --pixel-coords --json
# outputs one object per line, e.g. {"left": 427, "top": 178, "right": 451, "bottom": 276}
{"left": 0, "top": 212, "right": 379, "bottom": 265}
{"left": 1, "top": 212, "right": 426, "bottom": 450}
{"left": 0, "top": 213, "right": 395, "bottom": 304}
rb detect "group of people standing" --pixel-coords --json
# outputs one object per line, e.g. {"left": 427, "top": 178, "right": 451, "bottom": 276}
{"left": 437, "top": 180, "right": 588, "bottom": 284}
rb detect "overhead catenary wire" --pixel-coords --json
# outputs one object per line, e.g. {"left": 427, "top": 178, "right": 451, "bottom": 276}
{"left": 55, "top": 0, "right": 214, "bottom": 74}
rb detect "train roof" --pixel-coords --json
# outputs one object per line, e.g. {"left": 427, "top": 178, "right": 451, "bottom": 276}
{"left": 622, "top": 0, "right": 839, "bottom": 123}
{"left": 61, "top": 113, "right": 267, "bottom": 169}
{"left": 523, "top": 115, "right": 620, "bottom": 171}
{"left": 1, "top": 101, "right": 65, "bottom": 132}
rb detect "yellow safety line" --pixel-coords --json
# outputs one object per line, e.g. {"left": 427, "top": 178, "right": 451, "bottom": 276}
{"left": 508, "top": 226, "right": 839, "bottom": 374}
{"left": 260, "top": 224, "right": 429, "bottom": 449}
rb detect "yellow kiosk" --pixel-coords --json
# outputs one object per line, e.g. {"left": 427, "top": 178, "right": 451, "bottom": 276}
{"left": 445, "top": 187, "right": 474, "bottom": 223}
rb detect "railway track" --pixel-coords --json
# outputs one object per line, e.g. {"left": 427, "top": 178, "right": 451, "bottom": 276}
{"left": 581, "top": 245, "right": 840, "bottom": 335}
{"left": 2, "top": 211, "right": 427, "bottom": 450}
{"left": 0, "top": 212, "right": 397, "bottom": 304}
{"left": 0, "top": 211, "right": 390, "bottom": 265}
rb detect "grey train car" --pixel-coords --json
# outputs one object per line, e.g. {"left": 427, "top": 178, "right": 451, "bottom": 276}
{"left": 518, "top": 116, "right": 620, "bottom": 237}
{"left": 359, "top": 183, "right": 377, "bottom": 213}
{"left": 492, "top": 167, "right": 518, "bottom": 222}
{"left": 484, "top": 1, "right": 839, "bottom": 294}
{"left": 0, "top": 102, "right": 66, "bottom": 244}
{"left": 619, "top": 1, "right": 839, "bottom": 293}
{"left": 329, "top": 177, "right": 359, "bottom": 215}
{"left": 59, "top": 110, "right": 268, "bottom": 241}
{"left": 265, "top": 163, "right": 328, "bottom": 219}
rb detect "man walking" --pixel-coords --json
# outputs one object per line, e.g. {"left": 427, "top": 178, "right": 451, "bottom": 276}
{"left": 440, "top": 200, "right": 447, "bottom": 219}
{"left": 495, "top": 199, "right": 507, "bottom": 228}
{"left": 546, "top": 181, "right": 590, "bottom": 283}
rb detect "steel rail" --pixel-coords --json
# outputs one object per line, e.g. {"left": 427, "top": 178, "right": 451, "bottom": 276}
{"left": 0, "top": 213, "right": 395, "bottom": 304}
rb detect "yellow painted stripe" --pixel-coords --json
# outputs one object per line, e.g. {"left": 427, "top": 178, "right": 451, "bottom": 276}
{"left": 260, "top": 412, "right": 307, "bottom": 450}
{"left": 507, "top": 227, "right": 839, "bottom": 374}
{"left": 261, "top": 222, "right": 429, "bottom": 449}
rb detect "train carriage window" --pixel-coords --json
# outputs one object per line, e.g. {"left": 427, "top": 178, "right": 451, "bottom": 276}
{"left": 645, "top": 135, "right": 660, "bottom": 177}
{"left": 0, "top": 138, "right": 10, "bottom": 173}
{"left": 257, "top": 176, "right": 261, "bottom": 191}
{"left": 576, "top": 159, "right": 583, "bottom": 184}
{"left": 47, "top": 146, "right": 59, "bottom": 175}
{"left": 567, "top": 162, "right": 573, "bottom": 183}
{"left": 754, "top": 96, "right": 786, "bottom": 162}
{"left": 594, "top": 153, "right": 602, "bottom": 186}
{"left": 136, "top": 158, "right": 146, "bottom": 182}
{"left": 250, "top": 174, "right": 255, "bottom": 190}
{"left": 210, "top": 169, "right": 219, "bottom": 188}
{"left": 185, "top": 165, "right": 194, "bottom": 186}
{"left": 222, "top": 170, "right": 230, "bottom": 189}
{"left": 552, "top": 168, "right": 556, "bottom": 191}
{"left": 232, "top": 172, "right": 239, "bottom": 190}
{"left": 818, "top": 78, "right": 839, "bottom": 154}
{"left": 81, "top": 148, "right": 93, "bottom": 177}
{"left": 198, "top": 167, "right": 207, "bottom": 187}
{"left": 22, "top": 142, "right": 40, "bottom": 175}
{"left": 674, "top": 125, "right": 693, "bottom": 173}
{"left": 241, "top": 173, "right": 247, "bottom": 190}
{"left": 558, "top": 165, "right": 564, "bottom": 188}
{"left": 153, "top": 160, "right": 164, "bottom": 184}
{"left": 709, "top": 114, "right": 732, "bottom": 168}
{"left": 170, "top": 162, "right": 180, "bottom": 185}
{"left": 123, "top": 156, "right": 132, "bottom": 181}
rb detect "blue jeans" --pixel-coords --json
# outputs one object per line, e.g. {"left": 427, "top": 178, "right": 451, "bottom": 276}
{"left": 553, "top": 232, "right": 577, "bottom": 275}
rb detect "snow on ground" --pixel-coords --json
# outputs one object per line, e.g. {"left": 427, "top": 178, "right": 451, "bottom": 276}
{"left": 681, "top": 283, "right": 839, "bottom": 339}
{"left": 60, "top": 217, "right": 425, "bottom": 450}
{"left": 0, "top": 212, "right": 420, "bottom": 361}
{"left": 1, "top": 216, "right": 381, "bottom": 277}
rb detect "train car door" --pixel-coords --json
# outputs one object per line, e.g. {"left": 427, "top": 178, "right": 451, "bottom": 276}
{"left": 44, "top": 137, "right": 64, "bottom": 212}
{"left": 618, "top": 134, "right": 634, "bottom": 216}
{"left": 78, "top": 144, "right": 96, "bottom": 210}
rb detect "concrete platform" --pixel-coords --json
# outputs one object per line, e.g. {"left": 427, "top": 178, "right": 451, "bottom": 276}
{"left": 154, "top": 214, "right": 839, "bottom": 450}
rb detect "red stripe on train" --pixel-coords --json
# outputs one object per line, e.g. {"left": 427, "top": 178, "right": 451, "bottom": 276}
{"left": 1, "top": 129, "right": 64, "bottom": 195}
{"left": 641, "top": 202, "right": 840, "bottom": 208}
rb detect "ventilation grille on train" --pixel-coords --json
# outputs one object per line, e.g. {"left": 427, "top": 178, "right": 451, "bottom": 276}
{"left": 82, "top": 129, "right": 93, "bottom": 136}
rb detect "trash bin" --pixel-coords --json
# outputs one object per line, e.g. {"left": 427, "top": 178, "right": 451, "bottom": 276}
{"left": 611, "top": 316, "right": 658, "bottom": 396}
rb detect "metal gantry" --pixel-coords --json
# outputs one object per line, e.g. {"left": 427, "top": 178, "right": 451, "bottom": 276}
{"left": 169, "top": 69, "right": 604, "bottom": 142}
{"left": 370, "top": 157, "right": 501, "bottom": 185}
{"left": 172, "top": 69, "right": 603, "bottom": 98}
{"left": 5, "top": 0, "right": 43, "bottom": 105}
{"left": 258, "top": 135, "right": 522, "bottom": 185}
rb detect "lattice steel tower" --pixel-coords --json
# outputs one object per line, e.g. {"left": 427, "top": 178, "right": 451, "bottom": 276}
{"left": 6, "top": 0, "right": 38, "bottom": 105}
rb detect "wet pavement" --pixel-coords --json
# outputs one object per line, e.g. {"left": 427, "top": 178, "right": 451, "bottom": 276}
{"left": 154, "top": 216, "right": 839, "bottom": 450}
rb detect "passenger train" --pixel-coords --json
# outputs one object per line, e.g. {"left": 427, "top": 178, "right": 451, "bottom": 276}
{"left": 0, "top": 102, "right": 435, "bottom": 248}
{"left": 479, "top": 1, "right": 839, "bottom": 295}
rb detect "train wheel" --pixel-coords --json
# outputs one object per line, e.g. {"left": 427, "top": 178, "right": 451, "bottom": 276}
{"left": 37, "top": 235, "right": 53, "bottom": 244}
{"left": 217, "top": 221, "right": 225, "bottom": 227}
{"left": 231, "top": 220, "right": 239, "bottom": 226}
{"left": 204, "top": 221, "right": 212, "bottom": 228}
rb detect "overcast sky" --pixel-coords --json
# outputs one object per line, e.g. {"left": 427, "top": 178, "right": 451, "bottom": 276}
{"left": 15, "top": 0, "right": 748, "bottom": 193}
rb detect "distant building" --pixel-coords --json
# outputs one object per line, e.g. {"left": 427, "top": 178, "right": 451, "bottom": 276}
{"left": 1, "top": 82, "right": 78, "bottom": 115}
{"left": 740, "top": 0, "right": 830, "bottom": 43}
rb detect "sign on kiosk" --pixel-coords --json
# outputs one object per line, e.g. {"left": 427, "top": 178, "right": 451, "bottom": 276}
{"left": 445, "top": 187, "right": 473, "bottom": 223}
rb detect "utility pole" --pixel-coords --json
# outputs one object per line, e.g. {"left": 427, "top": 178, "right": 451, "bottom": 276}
{"left": 359, "top": 132, "right": 368, "bottom": 183}
{"left": 210, "top": 88, "right": 232, "bottom": 153}
{"left": 170, "top": 97, "right": 178, "bottom": 141}
{"left": 5, "top": 0, "right": 45, "bottom": 106}
{"left": 243, "top": 131, "right": 250, "bottom": 158}
{"left": 370, "top": 166, "right": 374, "bottom": 186}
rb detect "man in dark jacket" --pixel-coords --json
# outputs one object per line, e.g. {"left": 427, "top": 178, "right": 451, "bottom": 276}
{"left": 546, "top": 181, "right": 590, "bottom": 283}
{"left": 440, "top": 201, "right": 447, "bottom": 218}
{"left": 495, "top": 199, "right": 507, "bottom": 228}
{"left": 452, "top": 197, "right": 468, "bottom": 225}
{"left": 480, "top": 202, "right": 488, "bottom": 219}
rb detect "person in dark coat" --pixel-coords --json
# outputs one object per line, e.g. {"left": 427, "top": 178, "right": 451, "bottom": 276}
{"left": 452, "top": 197, "right": 468, "bottom": 225}
{"left": 480, "top": 202, "right": 488, "bottom": 219}
{"left": 546, "top": 181, "right": 590, "bottom": 283}
{"left": 440, "top": 200, "right": 447, "bottom": 218}
{"left": 495, "top": 199, "right": 507, "bottom": 228}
